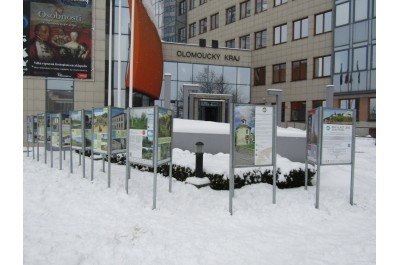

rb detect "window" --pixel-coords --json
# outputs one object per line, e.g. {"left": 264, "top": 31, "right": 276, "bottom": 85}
{"left": 312, "top": 100, "right": 326, "bottom": 109}
{"left": 199, "top": 18, "right": 207, "bottom": 34}
{"left": 226, "top": 6, "right": 236, "bottom": 24}
{"left": 189, "top": 0, "right": 196, "bottom": 10}
{"left": 226, "top": 39, "right": 235, "bottom": 48}
{"left": 334, "top": 50, "right": 348, "bottom": 74}
{"left": 369, "top": 98, "right": 376, "bottom": 121}
{"left": 178, "top": 27, "right": 186, "bottom": 42}
{"left": 293, "top": 18, "right": 308, "bottom": 40}
{"left": 291, "top": 101, "right": 306, "bottom": 122}
{"left": 340, "top": 98, "right": 359, "bottom": 121}
{"left": 199, "top": 0, "right": 207, "bottom": 5}
{"left": 179, "top": 1, "right": 186, "bottom": 15}
{"left": 336, "top": 2, "right": 350, "bottom": 27}
{"left": 273, "top": 63, "right": 286, "bottom": 83}
{"left": 274, "top": 24, "right": 287, "bottom": 45}
{"left": 254, "top": 66, "right": 266, "bottom": 86}
{"left": 46, "top": 80, "right": 74, "bottom": 113}
{"left": 353, "top": 47, "right": 367, "bottom": 71}
{"left": 274, "top": 0, "right": 288, "bottom": 7}
{"left": 292, "top": 59, "right": 307, "bottom": 81}
{"left": 240, "top": 1, "right": 251, "bottom": 19}
{"left": 255, "top": 0, "right": 267, "bottom": 13}
{"left": 211, "top": 13, "right": 219, "bottom": 30}
{"left": 189, "top": 22, "right": 196, "bottom": 38}
{"left": 315, "top": 11, "right": 332, "bottom": 35}
{"left": 355, "top": 0, "right": 368, "bottom": 22}
{"left": 255, "top": 29, "right": 267, "bottom": 49}
{"left": 239, "top": 34, "right": 250, "bottom": 49}
{"left": 314, "top": 55, "right": 331, "bottom": 78}
{"left": 372, "top": 45, "right": 376, "bottom": 69}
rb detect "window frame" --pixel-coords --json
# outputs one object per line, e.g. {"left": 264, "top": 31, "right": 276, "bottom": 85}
{"left": 255, "top": 0, "right": 267, "bottom": 14}
{"left": 314, "top": 10, "right": 332, "bottom": 35}
{"left": 226, "top": 39, "right": 235, "bottom": 48}
{"left": 335, "top": 2, "right": 350, "bottom": 27}
{"left": 179, "top": 0, "right": 187, "bottom": 16}
{"left": 210, "top": 13, "right": 219, "bottom": 31}
{"left": 292, "top": 59, "right": 308, "bottom": 81}
{"left": 199, "top": 17, "right": 207, "bottom": 34}
{"left": 274, "top": 0, "right": 288, "bottom": 7}
{"left": 313, "top": 55, "right": 331, "bottom": 78}
{"left": 293, "top": 17, "right": 309, "bottom": 40}
{"left": 189, "top": 0, "right": 196, "bottom": 10}
{"left": 272, "top": 63, "right": 286, "bottom": 84}
{"left": 226, "top": 6, "right": 236, "bottom": 25}
{"left": 178, "top": 27, "right": 187, "bottom": 42}
{"left": 189, "top": 22, "right": 196, "bottom": 38}
{"left": 239, "top": 34, "right": 250, "bottom": 50}
{"left": 240, "top": 0, "right": 251, "bottom": 20}
{"left": 255, "top": 29, "right": 267, "bottom": 50}
{"left": 290, "top": 101, "right": 306, "bottom": 122}
{"left": 254, "top": 66, "right": 266, "bottom": 86}
{"left": 368, "top": 97, "right": 376, "bottom": 121}
{"left": 199, "top": 0, "right": 207, "bottom": 6}
{"left": 273, "top": 24, "right": 287, "bottom": 45}
{"left": 340, "top": 98, "right": 360, "bottom": 121}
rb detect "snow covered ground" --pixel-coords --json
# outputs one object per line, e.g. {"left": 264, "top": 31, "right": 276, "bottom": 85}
{"left": 22, "top": 137, "right": 376, "bottom": 265}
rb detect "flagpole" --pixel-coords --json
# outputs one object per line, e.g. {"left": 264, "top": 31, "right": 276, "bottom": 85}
{"left": 117, "top": 0, "right": 122, "bottom": 108}
{"left": 107, "top": 0, "right": 113, "bottom": 106}
{"left": 129, "top": 0, "right": 134, "bottom": 108}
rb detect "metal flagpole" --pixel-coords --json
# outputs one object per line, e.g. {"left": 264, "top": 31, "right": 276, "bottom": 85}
{"left": 350, "top": 109, "right": 356, "bottom": 205}
{"left": 169, "top": 115, "right": 173, "bottom": 193}
{"left": 153, "top": 106, "right": 159, "bottom": 210}
{"left": 45, "top": 114, "right": 48, "bottom": 164}
{"left": 91, "top": 109, "right": 94, "bottom": 182}
{"left": 82, "top": 110, "right": 85, "bottom": 178}
{"left": 70, "top": 111, "right": 73, "bottom": 174}
{"left": 125, "top": 108, "right": 130, "bottom": 194}
{"left": 50, "top": 115, "right": 53, "bottom": 168}
{"left": 59, "top": 115, "right": 62, "bottom": 170}
{"left": 128, "top": 0, "right": 134, "bottom": 108}
{"left": 117, "top": 0, "right": 122, "bottom": 107}
{"left": 108, "top": 0, "right": 113, "bottom": 106}
{"left": 272, "top": 105, "right": 277, "bottom": 204}
{"left": 108, "top": 106, "right": 112, "bottom": 188}
{"left": 229, "top": 103, "right": 234, "bottom": 215}
{"left": 315, "top": 107, "right": 323, "bottom": 209}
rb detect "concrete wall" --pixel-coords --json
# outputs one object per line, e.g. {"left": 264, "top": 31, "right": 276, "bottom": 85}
{"left": 172, "top": 132, "right": 306, "bottom": 163}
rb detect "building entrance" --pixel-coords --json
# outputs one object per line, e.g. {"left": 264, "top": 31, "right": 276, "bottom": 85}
{"left": 199, "top": 100, "right": 224, "bottom": 122}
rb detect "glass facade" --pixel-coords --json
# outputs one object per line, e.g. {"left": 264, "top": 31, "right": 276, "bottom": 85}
{"left": 159, "top": 62, "right": 251, "bottom": 117}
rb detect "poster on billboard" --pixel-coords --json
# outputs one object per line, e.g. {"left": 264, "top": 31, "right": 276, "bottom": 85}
{"left": 306, "top": 109, "right": 319, "bottom": 163}
{"left": 27, "top": 116, "right": 34, "bottom": 143}
{"left": 51, "top": 113, "right": 60, "bottom": 148}
{"left": 70, "top": 110, "right": 82, "bottom": 149}
{"left": 33, "top": 115, "right": 38, "bottom": 143}
{"left": 61, "top": 114, "right": 70, "bottom": 147}
{"left": 128, "top": 107, "right": 154, "bottom": 166}
{"left": 23, "top": 0, "right": 93, "bottom": 79}
{"left": 93, "top": 107, "right": 108, "bottom": 154}
{"left": 110, "top": 107, "right": 127, "bottom": 154}
{"left": 157, "top": 108, "right": 173, "bottom": 165}
{"left": 233, "top": 105, "right": 273, "bottom": 167}
{"left": 321, "top": 108, "right": 354, "bottom": 165}
{"left": 84, "top": 110, "right": 92, "bottom": 150}
{"left": 37, "top": 113, "right": 46, "bottom": 143}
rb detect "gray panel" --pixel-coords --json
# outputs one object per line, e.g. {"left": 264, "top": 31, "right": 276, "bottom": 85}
{"left": 334, "top": 26, "right": 350, "bottom": 47}
{"left": 353, "top": 21, "right": 368, "bottom": 43}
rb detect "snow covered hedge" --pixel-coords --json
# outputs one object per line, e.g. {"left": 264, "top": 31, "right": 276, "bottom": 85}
{"left": 94, "top": 149, "right": 315, "bottom": 190}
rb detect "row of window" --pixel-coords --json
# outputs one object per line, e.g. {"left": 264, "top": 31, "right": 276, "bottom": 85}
{"left": 184, "top": 10, "right": 332, "bottom": 47}
{"left": 287, "top": 97, "right": 375, "bottom": 122}
{"left": 184, "top": 0, "right": 288, "bottom": 13}
{"left": 253, "top": 55, "right": 332, "bottom": 86}
{"left": 335, "top": 0, "right": 376, "bottom": 28}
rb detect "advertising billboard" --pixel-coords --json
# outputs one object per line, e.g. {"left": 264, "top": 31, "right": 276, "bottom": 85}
{"left": 110, "top": 107, "right": 127, "bottom": 153}
{"left": 233, "top": 105, "right": 273, "bottom": 167}
{"left": 157, "top": 108, "right": 173, "bottom": 165}
{"left": 70, "top": 110, "right": 82, "bottom": 149}
{"left": 321, "top": 108, "right": 354, "bottom": 165}
{"left": 27, "top": 116, "right": 34, "bottom": 143}
{"left": 37, "top": 113, "right": 46, "bottom": 143}
{"left": 84, "top": 110, "right": 92, "bottom": 150}
{"left": 23, "top": 0, "right": 93, "bottom": 79}
{"left": 306, "top": 109, "right": 319, "bottom": 163}
{"left": 51, "top": 113, "right": 60, "bottom": 147}
{"left": 93, "top": 107, "right": 108, "bottom": 154}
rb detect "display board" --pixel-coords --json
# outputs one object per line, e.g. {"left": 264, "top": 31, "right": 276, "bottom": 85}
{"left": 33, "top": 115, "right": 38, "bottom": 143}
{"left": 110, "top": 107, "right": 127, "bottom": 154}
{"left": 128, "top": 107, "right": 155, "bottom": 166}
{"left": 93, "top": 107, "right": 108, "bottom": 154}
{"left": 46, "top": 114, "right": 51, "bottom": 143}
{"left": 321, "top": 108, "right": 354, "bottom": 165}
{"left": 70, "top": 110, "right": 83, "bottom": 149}
{"left": 157, "top": 108, "right": 173, "bottom": 165}
{"left": 27, "top": 116, "right": 34, "bottom": 143}
{"left": 51, "top": 113, "right": 60, "bottom": 147}
{"left": 84, "top": 110, "right": 92, "bottom": 150}
{"left": 37, "top": 113, "right": 46, "bottom": 143}
{"left": 233, "top": 104, "right": 274, "bottom": 167}
{"left": 306, "top": 109, "right": 319, "bottom": 163}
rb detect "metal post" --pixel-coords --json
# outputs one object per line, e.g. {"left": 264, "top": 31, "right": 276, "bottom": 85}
{"left": 169, "top": 115, "right": 174, "bottom": 193}
{"left": 153, "top": 106, "right": 159, "bottom": 210}
{"left": 27, "top": 117, "right": 30, "bottom": 157}
{"left": 128, "top": 0, "right": 134, "bottom": 108}
{"left": 325, "top": 85, "right": 334, "bottom": 108}
{"left": 108, "top": 0, "right": 113, "bottom": 106}
{"left": 272, "top": 105, "right": 277, "bottom": 204}
{"left": 103, "top": 155, "right": 106, "bottom": 173}
{"left": 305, "top": 161, "right": 308, "bottom": 190}
{"left": 79, "top": 150, "right": 81, "bottom": 166}
{"left": 91, "top": 109, "right": 94, "bottom": 182}
{"left": 107, "top": 106, "right": 111, "bottom": 188}
{"left": 350, "top": 109, "right": 356, "bottom": 205}
{"left": 50, "top": 115, "right": 53, "bottom": 168}
{"left": 117, "top": 0, "right": 122, "bottom": 107}
{"left": 45, "top": 114, "right": 48, "bottom": 164}
{"left": 82, "top": 110, "right": 86, "bottom": 178}
{"left": 125, "top": 108, "right": 130, "bottom": 194}
{"left": 315, "top": 107, "right": 323, "bottom": 209}
{"left": 229, "top": 103, "right": 234, "bottom": 215}
{"left": 164, "top": 73, "right": 172, "bottom": 109}
{"left": 59, "top": 115, "right": 62, "bottom": 170}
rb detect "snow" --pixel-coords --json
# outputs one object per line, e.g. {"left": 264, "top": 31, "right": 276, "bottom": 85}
{"left": 22, "top": 137, "right": 377, "bottom": 265}
{"left": 173, "top": 118, "right": 306, "bottom": 137}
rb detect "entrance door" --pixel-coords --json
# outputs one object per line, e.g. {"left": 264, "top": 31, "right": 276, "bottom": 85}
{"left": 199, "top": 100, "right": 223, "bottom": 122}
